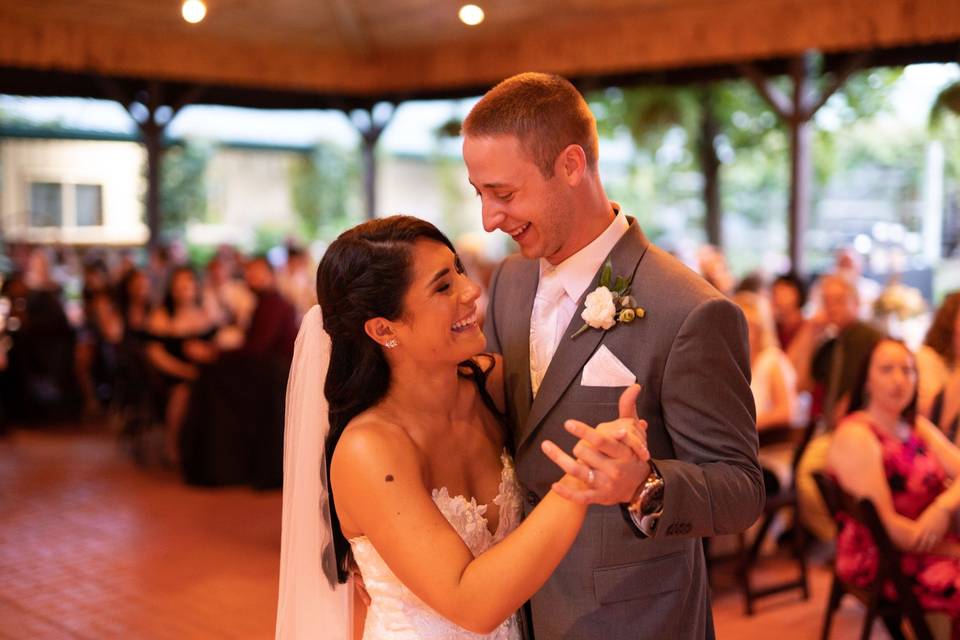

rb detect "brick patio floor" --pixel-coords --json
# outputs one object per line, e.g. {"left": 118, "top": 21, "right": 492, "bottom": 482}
{"left": 1, "top": 427, "right": 882, "bottom": 639}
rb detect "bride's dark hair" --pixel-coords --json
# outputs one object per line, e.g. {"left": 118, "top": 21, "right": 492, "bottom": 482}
{"left": 317, "top": 215, "right": 470, "bottom": 583}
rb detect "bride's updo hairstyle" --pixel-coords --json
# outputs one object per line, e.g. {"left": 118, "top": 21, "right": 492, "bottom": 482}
{"left": 316, "top": 215, "right": 459, "bottom": 582}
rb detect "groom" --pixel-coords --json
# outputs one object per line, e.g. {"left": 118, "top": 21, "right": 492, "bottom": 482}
{"left": 464, "top": 73, "right": 764, "bottom": 639}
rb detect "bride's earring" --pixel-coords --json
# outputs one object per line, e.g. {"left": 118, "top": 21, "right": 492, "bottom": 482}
{"left": 385, "top": 338, "right": 399, "bottom": 349}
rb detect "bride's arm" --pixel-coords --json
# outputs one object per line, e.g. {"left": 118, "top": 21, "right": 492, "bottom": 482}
{"left": 331, "top": 422, "right": 585, "bottom": 635}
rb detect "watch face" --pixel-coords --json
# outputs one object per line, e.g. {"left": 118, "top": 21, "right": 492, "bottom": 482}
{"left": 639, "top": 479, "right": 664, "bottom": 515}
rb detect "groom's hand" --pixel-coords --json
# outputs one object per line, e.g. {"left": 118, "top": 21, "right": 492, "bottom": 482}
{"left": 541, "top": 384, "right": 651, "bottom": 505}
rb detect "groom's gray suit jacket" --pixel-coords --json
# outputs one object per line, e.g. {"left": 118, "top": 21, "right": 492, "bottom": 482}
{"left": 484, "top": 219, "right": 764, "bottom": 639}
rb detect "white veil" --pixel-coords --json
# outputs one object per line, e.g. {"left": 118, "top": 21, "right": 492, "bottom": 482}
{"left": 276, "top": 305, "right": 353, "bottom": 639}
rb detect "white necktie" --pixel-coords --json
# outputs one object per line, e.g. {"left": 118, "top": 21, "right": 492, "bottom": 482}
{"left": 530, "top": 267, "right": 568, "bottom": 397}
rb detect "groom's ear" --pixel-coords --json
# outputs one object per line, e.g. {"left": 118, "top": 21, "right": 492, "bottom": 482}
{"left": 556, "top": 143, "right": 587, "bottom": 187}
{"left": 364, "top": 317, "right": 395, "bottom": 347}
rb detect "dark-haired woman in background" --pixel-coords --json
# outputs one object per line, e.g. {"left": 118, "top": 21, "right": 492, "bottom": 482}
{"left": 919, "top": 292, "right": 960, "bottom": 441}
{"left": 117, "top": 268, "right": 153, "bottom": 339}
{"left": 145, "top": 267, "right": 219, "bottom": 462}
{"left": 276, "top": 216, "right": 642, "bottom": 640}
{"left": 827, "top": 338, "right": 960, "bottom": 632}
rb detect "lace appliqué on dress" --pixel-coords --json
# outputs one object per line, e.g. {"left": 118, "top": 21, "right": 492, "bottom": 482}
{"left": 349, "top": 451, "right": 523, "bottom": 640}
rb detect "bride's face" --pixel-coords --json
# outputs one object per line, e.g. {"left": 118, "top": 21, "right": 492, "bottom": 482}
{"left": 392, "top": 239, "right": 484, "bottom": 364}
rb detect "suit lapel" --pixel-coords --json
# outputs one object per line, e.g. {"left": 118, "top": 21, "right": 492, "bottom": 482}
{"left": 518, "top": 220, "right": 651, "bottom": 451}
{"left": 499, "top": 258, "right": 539, "bottom": 441}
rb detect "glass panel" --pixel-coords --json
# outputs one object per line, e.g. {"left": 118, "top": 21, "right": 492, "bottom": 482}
{"left": 75, "top": 184, "right": 103, "bottom": 226}
{"left": 29, "top": 182, "right": 62, "bottom": 227}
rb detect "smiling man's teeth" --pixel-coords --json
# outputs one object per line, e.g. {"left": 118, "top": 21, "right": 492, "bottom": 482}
{"left": 509, "top": 223, "right": 530, "bottom": 238}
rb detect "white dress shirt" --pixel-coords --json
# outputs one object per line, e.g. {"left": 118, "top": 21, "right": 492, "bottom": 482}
{"left": 529, "top": 207, "right": 630, "bottom": 395}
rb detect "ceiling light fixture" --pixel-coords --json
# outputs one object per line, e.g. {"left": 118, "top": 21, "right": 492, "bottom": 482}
{"left": 182, "top": 0, "right": 207, "bottom": 24}
{"left": 458, "top": 4, "right": 484, "bottom": 26}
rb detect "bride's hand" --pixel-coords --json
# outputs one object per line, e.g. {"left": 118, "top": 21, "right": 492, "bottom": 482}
{"left": 541, "top": 385, "right": 651, "bottom": 505}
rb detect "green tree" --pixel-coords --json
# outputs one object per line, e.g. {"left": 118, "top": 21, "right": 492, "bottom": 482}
{"left": 588, "top": 67, "right": 901, "bottom": 269}
{"left": 159, "top": 139, "right": 212, "bottom": 234}
{"left": 289, "top": 142, "right": 361, "bottom": 241}
{"left": 929, "top": 77, "right": 960, "bottom": 256}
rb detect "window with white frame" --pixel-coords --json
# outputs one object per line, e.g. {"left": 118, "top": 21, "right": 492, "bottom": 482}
{"left": 75, "top": 184, "right": 103, "bottom": 226}
{"left": 29, "top": 182, "right": 63, "bottom": 227}
{"left": 28, "top": 182, "right": 104, "bottom": 228}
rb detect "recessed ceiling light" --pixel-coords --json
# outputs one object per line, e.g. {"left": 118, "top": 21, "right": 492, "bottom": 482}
{"left": 459, "top": 4, "right": 484, "bottom": 26}
{"left": 182, "top": 0, "right": 207, "bottom": 24}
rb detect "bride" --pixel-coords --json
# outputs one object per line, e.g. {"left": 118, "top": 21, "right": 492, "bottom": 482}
{"left": 276, "top": 216, "right": 637, "bottom": 639}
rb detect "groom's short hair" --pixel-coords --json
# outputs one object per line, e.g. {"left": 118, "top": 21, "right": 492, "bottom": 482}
{"left": 462, "top": 72, "right": 599, "bottom": 178}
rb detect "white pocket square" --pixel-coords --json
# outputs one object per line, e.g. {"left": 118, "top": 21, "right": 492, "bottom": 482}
{"left": 581, "top": 345, "right": 636, "bottom": 387}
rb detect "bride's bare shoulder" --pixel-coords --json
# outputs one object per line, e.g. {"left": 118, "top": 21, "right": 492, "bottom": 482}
{"left": 332, "top": 413, "right": 421, "bottom": 473}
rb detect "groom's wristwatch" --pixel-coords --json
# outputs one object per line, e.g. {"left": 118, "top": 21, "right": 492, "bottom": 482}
{"left": 621, "top": 461, "right": 664, "bottom": 539}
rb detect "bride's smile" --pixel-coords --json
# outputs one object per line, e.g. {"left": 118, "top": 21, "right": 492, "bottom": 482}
{"left": 387, "top": 239, "right": 486, "bottom": 365}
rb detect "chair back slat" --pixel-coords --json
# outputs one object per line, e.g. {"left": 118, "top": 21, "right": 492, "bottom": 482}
{"left": 812, "top": 472, "right": 935, "bottom": 640}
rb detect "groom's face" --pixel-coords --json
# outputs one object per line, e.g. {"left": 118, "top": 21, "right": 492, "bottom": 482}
{"left": 464, "top": 134, "right": 575, "bottom": 263}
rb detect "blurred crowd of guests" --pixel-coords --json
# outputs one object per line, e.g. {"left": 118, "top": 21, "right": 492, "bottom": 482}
{"left": 697, "top": 241, "right": 960, "bottom": 628}
{"left": 0, "top": 241, "right": 316, "bottom": 488}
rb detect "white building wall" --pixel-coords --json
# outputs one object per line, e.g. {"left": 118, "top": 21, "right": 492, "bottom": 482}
{"left": 0, "top": 135, "right": 491, "bottom": 252}
{"left": 0, "top": 138, "right": 147, "bottom": 245}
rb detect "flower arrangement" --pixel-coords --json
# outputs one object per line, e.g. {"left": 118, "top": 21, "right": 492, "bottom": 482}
{"left": 572, "top": 262, "right": 645, "bottom": 338}
{"left": 873, "top": 281, "right": 927, "bottom": 320}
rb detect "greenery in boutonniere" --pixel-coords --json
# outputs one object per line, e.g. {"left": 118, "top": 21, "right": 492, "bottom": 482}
{"left": 572, "top": 261, "right": 646, "bottom": 338}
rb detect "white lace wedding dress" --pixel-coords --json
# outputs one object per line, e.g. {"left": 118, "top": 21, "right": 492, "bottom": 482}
{"left": 349, "top": 451, "right": 523, "bottom": 640}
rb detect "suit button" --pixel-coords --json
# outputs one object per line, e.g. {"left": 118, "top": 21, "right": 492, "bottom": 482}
{"left": 526, "top": 491, "right": 540, "bottom": 507}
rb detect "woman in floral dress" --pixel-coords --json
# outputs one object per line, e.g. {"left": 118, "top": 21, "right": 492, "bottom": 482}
{"left": 828, "top": 338, "right": 960, "bottom": 637}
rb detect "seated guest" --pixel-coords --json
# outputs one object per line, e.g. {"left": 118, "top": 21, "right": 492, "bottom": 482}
{"left": 771, "top": 272, "right": 809, "bottom": 352}
{"left": 790, "top": 274, "right": 882, "bottom": 425}
{"left": 116, "top": 268, "right": 153, "bottom": 339}
{"left": 178, "top": 256, "right": 295, "bottom": 488}
{"left": 145, "top": 267, "right": 219, "bottom": 462}
{"left": 240, "top": 256, "right": 298, "bottom": 363}
{"left": 78, "top": 259, "right": 122, "bottom": 411}
{"left": 697, "top": 243, "right": 735, "bottom": 296}
{"left": 735, "top": 291, "right": 799, "bottom": 430}
{"left": 808, "top": 247, "right": 881, "bottom": 321}
{"left": 792, "top": 274, "right": 882, "bottom": 541}
{"left": 734, "top": 292, "right": 799, "bottom": 497}
{"left": 827, "top": 338, "right": 960, "bottom": 633}
{"left": 918, "top": 292, "right": 960, "bottom": 433}
{"left": 275, "top": 246, "right": 316, "bottom": 322}
{"left": 202, "top": 254, "right": 256, "bottom": 332}
{"left": 111, "top": 268, "right": 156, "bottom": 418}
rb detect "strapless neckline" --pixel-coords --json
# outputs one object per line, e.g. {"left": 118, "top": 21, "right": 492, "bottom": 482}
{"left": 429, "top": 449, "right": 514, "bottom": 539}
{"left": 347, "top": 449, "right": 516, "bottom": 544}
{"left": 346, "top": 450, "right": 523, "bottom": 639}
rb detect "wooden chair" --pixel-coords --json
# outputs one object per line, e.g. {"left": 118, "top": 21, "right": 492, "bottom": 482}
{"left": 737, "top": 418, "right": 818, "bottom": 615}
{"left": 812, "top": 471, "right": 935, "bottom": 640}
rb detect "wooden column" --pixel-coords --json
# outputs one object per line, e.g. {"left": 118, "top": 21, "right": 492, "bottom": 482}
{"left": 740, "top": 52, "right": 867, "bottom": 275}
{"left": 699, "top": 88, "right": 723, "bottom": 248}
{"left": 97, "top": 79, "right": 203, "bottom": 246}
{"left": 351, "top": 104, "right": 395, "bottom": 220}
{"left": 788, "top": 57, "right": 813, "bottom": 275}
{"left": 140, "top": 83, "right": 166, "bottom": 248}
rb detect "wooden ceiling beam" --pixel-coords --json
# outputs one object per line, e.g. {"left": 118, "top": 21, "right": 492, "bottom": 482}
{"left": 0, "top": 0, "right": 957, "bottom": 97}
{"left": 328, "top": 0, "right": 373, "bottom": 56}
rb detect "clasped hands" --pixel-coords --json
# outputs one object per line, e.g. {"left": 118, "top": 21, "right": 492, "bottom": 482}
{"left": 541, "top": 384, "right": 651, "bottom": 505}
{"left": 913, "top": 499, "right": 954, "bottom": 553}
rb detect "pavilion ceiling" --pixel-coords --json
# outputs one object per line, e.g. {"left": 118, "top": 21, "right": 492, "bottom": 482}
{"left": 0, "top": 0, "right": 958, "bottom": 107}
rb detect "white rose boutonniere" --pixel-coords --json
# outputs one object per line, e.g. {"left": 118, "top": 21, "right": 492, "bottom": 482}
{"left": 572, "top": 261, "right": 645, "bottom": 339}
{"left": 581, "top": 287, "right": 617, "bottom": 330}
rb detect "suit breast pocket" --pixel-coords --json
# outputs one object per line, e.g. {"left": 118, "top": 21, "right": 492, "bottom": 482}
{"left": 565, "top": 384, "right": 627, "bottom": 404}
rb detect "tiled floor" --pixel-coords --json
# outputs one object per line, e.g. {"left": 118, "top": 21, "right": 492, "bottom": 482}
{"left": 1, "top": 427, "right": 880, "bottom": 639}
